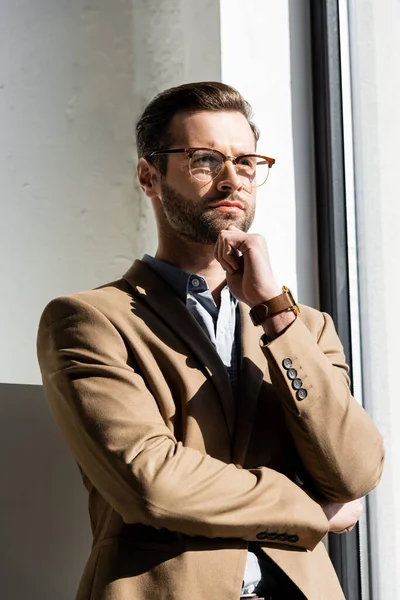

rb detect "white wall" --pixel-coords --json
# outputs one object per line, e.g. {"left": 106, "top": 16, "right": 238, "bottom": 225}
{"left": 1, "top": 0, "right": 138, "bottom": 384}
{"left": 348, "top": 1, "right": 400, "bottom": 597}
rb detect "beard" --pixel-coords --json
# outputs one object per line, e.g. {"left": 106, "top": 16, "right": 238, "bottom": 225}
{"left": 160, "top": 180, "right": 255, "bottom": 245}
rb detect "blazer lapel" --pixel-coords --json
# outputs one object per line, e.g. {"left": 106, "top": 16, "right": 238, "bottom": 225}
{"left": 123, "top": 260, "right": 236, "bottom": 440}
{"left": 232, "top": 303, "right": 268, "bottom": 466}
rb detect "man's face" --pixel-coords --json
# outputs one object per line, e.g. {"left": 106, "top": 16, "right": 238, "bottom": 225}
{"left": 157, "top": 110, "right": 257, "bottom": 245}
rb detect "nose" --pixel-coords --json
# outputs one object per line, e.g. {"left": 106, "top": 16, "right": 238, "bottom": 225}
{"left": 215, "top": 159, "right": 244, "bottom": 193}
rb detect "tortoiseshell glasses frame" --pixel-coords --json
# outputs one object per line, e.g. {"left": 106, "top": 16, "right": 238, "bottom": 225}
{"left": 147, "top": 147, "right": 276, "bottom": 188}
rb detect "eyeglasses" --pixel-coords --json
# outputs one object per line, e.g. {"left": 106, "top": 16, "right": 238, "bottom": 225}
{"left": 148, "top": 147, "right": 276, "bottom": 188}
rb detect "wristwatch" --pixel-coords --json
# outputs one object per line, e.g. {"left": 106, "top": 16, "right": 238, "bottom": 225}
{"left": 249, "top": 286, "right": 300, "bottom": 326}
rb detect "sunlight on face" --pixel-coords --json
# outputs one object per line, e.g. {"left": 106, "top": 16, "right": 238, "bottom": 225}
{"left": 158, "top": 111, "right": 257, "bottom": 244}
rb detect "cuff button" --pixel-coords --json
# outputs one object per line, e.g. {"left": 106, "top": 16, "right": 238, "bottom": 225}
{"left": 288, "top": 535, "right": 299, "bottom": 543}
{"left": 282, "top": 358, "right": 292, "bottom": 369}
{"left": 296, "top": 388, "right": 308, "bottom": 401}
{"left": 292, "top": 378, "right": 302, "bottom": 390}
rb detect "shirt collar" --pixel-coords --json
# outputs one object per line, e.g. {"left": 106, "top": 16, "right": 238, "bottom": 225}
{"left": 142, "top": 254, "right": 193, "bottom": 303}
{"left": 142, "top": 254, "right": 234, "bottom": 305}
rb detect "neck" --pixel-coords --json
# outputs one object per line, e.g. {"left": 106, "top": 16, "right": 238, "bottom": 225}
{"left": 155, "top": 233, "right": 226, "bottom": 302}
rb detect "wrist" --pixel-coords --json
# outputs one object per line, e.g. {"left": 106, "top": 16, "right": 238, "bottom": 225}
{"left": 249, "top": 286, "right": 300, "bottom": 328}
{"left": 247, "top": 284, "right": 281, "bottom": 309}
{"left": 262, "top": 311, "right": 296, "bottom": 340}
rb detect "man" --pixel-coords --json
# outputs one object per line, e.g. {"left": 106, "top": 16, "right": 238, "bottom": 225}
{"left": 37, "top": 82, "right": 384, "bottom": 600}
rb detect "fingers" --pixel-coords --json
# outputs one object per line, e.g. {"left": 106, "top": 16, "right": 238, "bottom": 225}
{"left": 213, "top": 228, "right": 277, "bottom": 306}
{"left": 214, "top": 229, "right": 244, "bottom": 274}
{"left": 324, "top": 499, "right": 363, "bottom": 534}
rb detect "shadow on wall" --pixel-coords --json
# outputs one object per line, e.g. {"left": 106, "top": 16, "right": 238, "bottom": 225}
{"left": 0, "top": 384, "right": 91, "bottom": 600}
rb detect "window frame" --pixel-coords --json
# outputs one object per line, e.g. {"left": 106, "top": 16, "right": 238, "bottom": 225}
{"left": 309, "top": 1, "right": 363, "bottom": 598}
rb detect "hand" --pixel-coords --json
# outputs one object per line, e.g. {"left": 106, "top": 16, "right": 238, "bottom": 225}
{"left": 322, "top": 499, "right": 363, "bottom": 534}
{"left": 214, "top": 225, "right": 280, "bottom": 307}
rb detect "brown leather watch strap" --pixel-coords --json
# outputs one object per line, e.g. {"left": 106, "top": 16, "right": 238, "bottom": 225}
{"left": 249, "top": 286, "right": 299, "bottom": 326}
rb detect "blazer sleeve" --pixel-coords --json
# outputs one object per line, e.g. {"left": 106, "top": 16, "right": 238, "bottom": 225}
{"left": 261, "top": 309, "right": 384, "bottom": 503}
{"left": 37, "top": 295, "right": 329, "bottom": 550}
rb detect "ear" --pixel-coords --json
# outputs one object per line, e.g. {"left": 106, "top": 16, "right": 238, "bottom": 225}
{"left": 137, "top": 157, "right": 161, "bottom": 200}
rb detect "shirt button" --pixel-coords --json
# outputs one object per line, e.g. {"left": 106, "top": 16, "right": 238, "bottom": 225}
{"left": 191, "top": 278, "right": 200, "bottom": 287}
{"left": 296, "top": 388, "right": 308, "bottom": 401}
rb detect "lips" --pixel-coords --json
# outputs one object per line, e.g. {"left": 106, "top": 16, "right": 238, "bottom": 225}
{"left": 207, "top": 200, "right": 245, "bottom": 210}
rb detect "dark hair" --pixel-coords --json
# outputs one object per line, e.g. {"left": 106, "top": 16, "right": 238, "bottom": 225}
{"left": 135, "top": 81, "right": 259, "bottom": 174}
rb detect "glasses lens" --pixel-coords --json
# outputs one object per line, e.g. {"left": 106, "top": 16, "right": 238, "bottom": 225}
{"left": 189, "top": 150, "right": 271, "bottom": 187}
{"left": 189, "top": 149, "right": 223, "bottom": 182}
{"left": 236, "top": 156, "right": 270, "bottom": 188}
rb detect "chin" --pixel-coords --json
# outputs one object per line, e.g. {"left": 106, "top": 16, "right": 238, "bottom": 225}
{"left": 214, "top": 214, "right": 250, "bottom": 232}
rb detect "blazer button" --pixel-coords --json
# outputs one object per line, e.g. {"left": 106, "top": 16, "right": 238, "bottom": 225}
{"left": 287, "top": 368, "right": 297, "bottom": 380}
{"left": 282, "top": 358, "right": 292, "bottom": 369}
{"left": 288, "top": 535, "right": 299, "bottom": 543}
{"left": 292, "top": 378, "right": 302, "bottom": 390}
{"left": 277, "top": 533, "right": 289, "bottom": 542}
{"left": 256, "top": 531, "right": 268, "bottom": 540}
{"left": 296, "top": 388, "right": 308, "bottom": 401}
{"left": 266, "top": 532, "right": 279, "bottom": 540}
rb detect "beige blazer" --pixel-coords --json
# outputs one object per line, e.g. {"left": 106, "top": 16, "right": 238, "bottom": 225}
{"left": 37, "top": 260, "right": 384, "bottom": 600}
